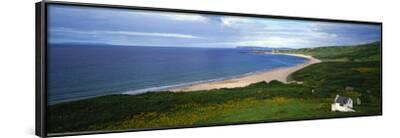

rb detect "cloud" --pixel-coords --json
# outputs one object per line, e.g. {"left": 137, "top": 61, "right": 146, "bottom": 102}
{"left": 230, "top": 31, "right": 339, "bottom": 48}
{"left": 104, "top": 31, "right": 200, "bottom": 39}
{"left": 220, "top": 16, "right": 266, "bottom": 29}
{"left": 133, "top": 11, "right": 209, "bottom": 22}
{"left": 221, "top": 16, "right": 244, "bottom": 27}
{"left": 215, "top": 16, "right": 344, "bottom": 48}
{"left": 237, "top": 37, "right": 309, "bottom": 46}
{"left": 162, "top": 14, "right": 208, "bottom": 22}
{"left": 50, "top": 5, "right": 209, "bottom": 23}
{"left": 49, "top": 5, "right": 380, "bottom": 48}
{"left": 200, "top": 36, "right": 317, "bottom": 48}
{"left": 51, "top": 27, "right": 201, "bottom": 39}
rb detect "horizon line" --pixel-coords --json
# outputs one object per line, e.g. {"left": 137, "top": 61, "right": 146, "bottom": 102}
{"left": 48, "top": 41, "right": 381, "bottom": 49}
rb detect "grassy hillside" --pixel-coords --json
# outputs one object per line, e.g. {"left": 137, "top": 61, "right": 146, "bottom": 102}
{"left": 47, "top": 42, "right": 382, "bottom": 134}
{"left": 280, "top": 42, "right": 381, "bottom": 61}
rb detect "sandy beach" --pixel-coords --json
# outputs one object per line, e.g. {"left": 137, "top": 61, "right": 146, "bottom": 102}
{"left": 168, "top": 53, "right": 321, "bottom": 92}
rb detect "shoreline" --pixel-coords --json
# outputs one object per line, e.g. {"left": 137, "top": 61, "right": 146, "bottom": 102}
{"left": 168, "top": 53, "right": 321, "bottom": 92}
{"left": 50, "top": 53, "right": 321, "bottom": 105}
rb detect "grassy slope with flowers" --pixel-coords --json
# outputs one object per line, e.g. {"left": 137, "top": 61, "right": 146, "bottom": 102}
{"left": 48, "top": 42, "right": 381, "bottom": 134}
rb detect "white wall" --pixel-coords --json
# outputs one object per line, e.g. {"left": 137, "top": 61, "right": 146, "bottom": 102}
{"left": 0, "top": 0, "right": 398, "bottom": 138}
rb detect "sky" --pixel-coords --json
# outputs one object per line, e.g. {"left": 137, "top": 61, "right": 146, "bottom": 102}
{"left": 48, "top": 5, "right": 381, "bottom": 48}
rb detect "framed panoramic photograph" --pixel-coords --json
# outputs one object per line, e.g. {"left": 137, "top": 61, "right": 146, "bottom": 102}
{"left": 36, "top": 1, "right": 382, "bottom": 137}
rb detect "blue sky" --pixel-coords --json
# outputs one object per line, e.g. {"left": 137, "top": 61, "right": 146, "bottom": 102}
{"left": 48, "top": 5, "right": 381, "bottom": 48}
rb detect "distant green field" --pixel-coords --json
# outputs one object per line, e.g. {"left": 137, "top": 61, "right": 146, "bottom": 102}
{"left": 280, "top": 42, "right": 381, "bottom": 61}
{"left": 47, "top": 42, "right": 382, "bottom": 134}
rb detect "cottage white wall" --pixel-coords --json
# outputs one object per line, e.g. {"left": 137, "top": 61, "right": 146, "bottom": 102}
{"left": 332, "top": 103, "right": 355, "bottom": 112}
{"left": 347, "top": 99, "right": 353, "bottom": 108}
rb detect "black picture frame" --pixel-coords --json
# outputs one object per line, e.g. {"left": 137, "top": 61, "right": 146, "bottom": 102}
{"left": 36, "top": 1, "right": 383, "bottom": 137}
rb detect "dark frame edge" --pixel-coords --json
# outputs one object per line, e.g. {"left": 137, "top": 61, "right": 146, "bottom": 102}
{"left": 35, "top": 1, "right": 48, "bottom": 138}
{"left": 380, "top": 23, "right": 383, "bottom": 116}
{"left": 35, "top": 2, "right": 42, "bottom": 137}
{"left": 37, "top": 1, "right": 383, "bottom": 137}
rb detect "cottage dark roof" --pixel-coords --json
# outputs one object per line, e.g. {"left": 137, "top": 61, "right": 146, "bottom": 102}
{"left": 336, "top": 96, "right": 350, "bottom": 104}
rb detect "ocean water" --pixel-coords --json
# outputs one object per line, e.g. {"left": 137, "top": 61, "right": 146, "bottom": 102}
{"left": 48, "top": 44, "right": 307, "bottom": 104}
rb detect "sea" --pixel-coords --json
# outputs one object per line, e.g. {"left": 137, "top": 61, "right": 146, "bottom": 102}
{"left": 47, "top": 44, "right": 307, "bottom": 104}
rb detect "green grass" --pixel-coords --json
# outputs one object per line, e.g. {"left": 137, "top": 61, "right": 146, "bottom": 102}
{"left": 289, "top": 61, "right": 381, "bottom": 98}
{"left": 47, "top": 42, "right": 382, "bottom": 134}
{"left": 279, "top": 42, "right": 381, "bottom": 61}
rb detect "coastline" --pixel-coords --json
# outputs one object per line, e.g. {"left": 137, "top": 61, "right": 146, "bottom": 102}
{"left": 168, "top": 53, "right": 321, "bottom": 92}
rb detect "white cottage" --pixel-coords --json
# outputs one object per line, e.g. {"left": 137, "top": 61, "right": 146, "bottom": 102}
{"left": 331, "top": 94, "right": 355, "bottom": 112}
